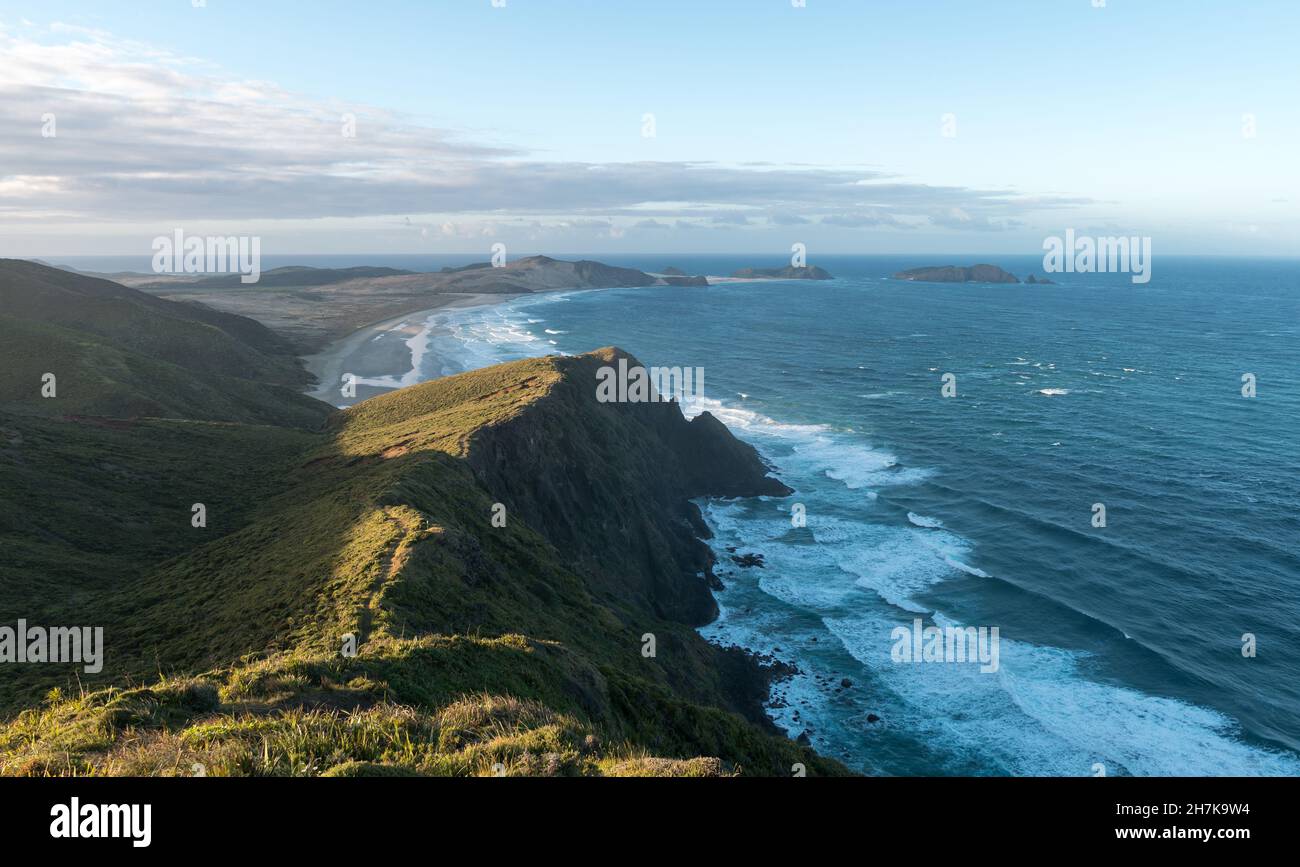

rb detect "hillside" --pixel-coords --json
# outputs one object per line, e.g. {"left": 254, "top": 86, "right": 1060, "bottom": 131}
{"left": 131, "top": 265, "right": 417, "bottom": 290}
{"left": 0, "top": 334, "right": 844, "bottom": 775}
{"left": 119, "top": 255, "right": 663, "bottom": 352}
{"left": 0, "top": 260, "right": 330, "bottom": 427}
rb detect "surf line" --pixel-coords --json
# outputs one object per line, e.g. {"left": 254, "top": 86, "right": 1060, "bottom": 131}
{"left": 891, "top": 618, "right": 1000, "bottom": 673}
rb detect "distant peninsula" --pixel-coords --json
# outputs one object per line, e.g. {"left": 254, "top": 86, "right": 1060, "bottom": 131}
{"left": 109, "top": 255, "right": 665, "bottom": 351}
{"left": 62, "top": 254, "right": 841, "bottom": 353}
{"left": 657, "top": 266, "right": 710, "bottom": 287}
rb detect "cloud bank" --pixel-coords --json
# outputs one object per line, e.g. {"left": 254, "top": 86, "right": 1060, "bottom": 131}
{"left": 0, "top": 23, "right": 1082, "bottom": 250}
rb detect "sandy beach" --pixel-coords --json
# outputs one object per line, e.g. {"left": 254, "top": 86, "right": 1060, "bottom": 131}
{"left": 300, "top": 272, "right": 742, "bottom": 407}
{"left": 302, "top": 292, "right": 520, "bottom": 406}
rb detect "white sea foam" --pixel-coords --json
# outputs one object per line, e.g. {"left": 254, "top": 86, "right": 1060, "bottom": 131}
{"left": 824, "top": 612, "right": 1300, "bottom": 776}
{"left": 907, "top": 512, "right": 944, "bottom": 528}
{"left": 704, "top": 482, "right": 1297, "bottom": 775}
{"left": 420, "top": 292, "right": 578, "bottom": 376}
{"left": 692, "top": 394, "right": 1300, "bottom": 774}
{"left": 778, "top": 435, "right": 932, "bottom": 490}
{"left": 943, "top": 557, "right": 990, "bottom": 578}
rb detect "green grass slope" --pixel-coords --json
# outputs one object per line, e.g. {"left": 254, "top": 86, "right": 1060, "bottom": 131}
{"left": 0, "top": 260, "right": 330, "bottom": 427}
{"left": 0, "top": 348, "right": 845, "bottom": 777}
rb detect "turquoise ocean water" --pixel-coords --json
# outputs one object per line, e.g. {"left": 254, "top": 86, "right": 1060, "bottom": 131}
{"left": 417, "top": 254, "right": 1300, "bottom": 776}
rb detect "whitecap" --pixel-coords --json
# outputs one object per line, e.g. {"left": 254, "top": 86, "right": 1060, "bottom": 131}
{"left": 907, "top": 512, "right": 944, "bottom": 529}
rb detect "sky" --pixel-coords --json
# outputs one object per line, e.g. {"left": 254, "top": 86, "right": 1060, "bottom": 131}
{"left": 0, "top": 0, "right": 1297, "bottom": 257}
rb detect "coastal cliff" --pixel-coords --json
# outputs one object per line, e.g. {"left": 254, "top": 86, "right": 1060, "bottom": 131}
{"left": 466, "top": 347, "right": 789, "bottom": 625}
{"left": 0, "top": 266, "right": 840, "bottom": 776}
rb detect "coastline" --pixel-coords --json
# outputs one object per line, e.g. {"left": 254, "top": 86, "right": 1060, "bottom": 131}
{"left": 296, "top": 281, "right": 809, "bottom": 752}
{"left": 285, "top": 264, "right": 1300, "bottom": 774}
{"left": 298, "top": 272, "right": 743, "bottom": 407}
{"left": 302, "top": 292, "right": 521, "bottom": 406}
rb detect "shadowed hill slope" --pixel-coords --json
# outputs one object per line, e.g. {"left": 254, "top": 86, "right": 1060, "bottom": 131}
{"left": 0, "top": 343, "right": 843, "bottom": 777}
{"left": 0, "top": 259, "right": 330, "bottom": 427}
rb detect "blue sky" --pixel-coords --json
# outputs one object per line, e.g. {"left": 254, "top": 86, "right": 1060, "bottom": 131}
{"left": 1, "top": 0, "right": 1296, "bottom": 256}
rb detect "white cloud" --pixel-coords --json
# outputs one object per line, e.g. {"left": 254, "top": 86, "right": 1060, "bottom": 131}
{"left": 0, "top": 25, "right": 1078, "bottom": 249}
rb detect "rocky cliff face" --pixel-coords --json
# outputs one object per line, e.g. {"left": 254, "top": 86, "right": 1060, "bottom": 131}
{"left": 466, "top": 347, "right": 790, "bottom": 625}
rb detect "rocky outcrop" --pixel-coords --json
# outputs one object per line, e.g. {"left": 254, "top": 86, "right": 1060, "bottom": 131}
{"left": 656, "top": 266, "right": 709, "bottom": 287}
{"left": 662, "top": 409, "right": 791, "bottom": 499}
{"left": 571, "top": 258, "right": 658, "bottom": 288}
{"left": 465, "top": 347, "right": 790, "bottom": 625}
{"left": 893, "top": 264, "right": 1020, "bottom": 283}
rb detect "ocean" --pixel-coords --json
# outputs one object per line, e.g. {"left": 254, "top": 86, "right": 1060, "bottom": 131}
{"left": 77, "top": 251, "right": 1300, "bottom": 775}
{"left": 406, "top": 253, "right": 1300, "bottom": 776}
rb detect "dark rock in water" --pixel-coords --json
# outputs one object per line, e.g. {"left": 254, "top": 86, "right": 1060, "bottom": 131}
{"left": 1025, "top": 273, "right": 1056, "bottom": 285}
{"left": 840, "top": 678, "right": 853, "bottom": 689}
{"left": 796, "top": 730, "right": 812, "bottom": 746}
{"left": 725, "top": 545, "right": 737, "bottom": 553}
{"left": 731, "top": 265, "right": 833, "bottom": 280}
{"left": 731, "top": 552, "right": 766, "bottom": 568}
{"left": 866, "top": 714, "right": 880, "bottom": 723}
{"left": 893, "top": 264, "right": 1020, "bottom": 284}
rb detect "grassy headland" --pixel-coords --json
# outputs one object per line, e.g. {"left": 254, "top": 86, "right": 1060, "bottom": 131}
{"left": 0, "top": 260, "right": 844, "bottom": 777}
